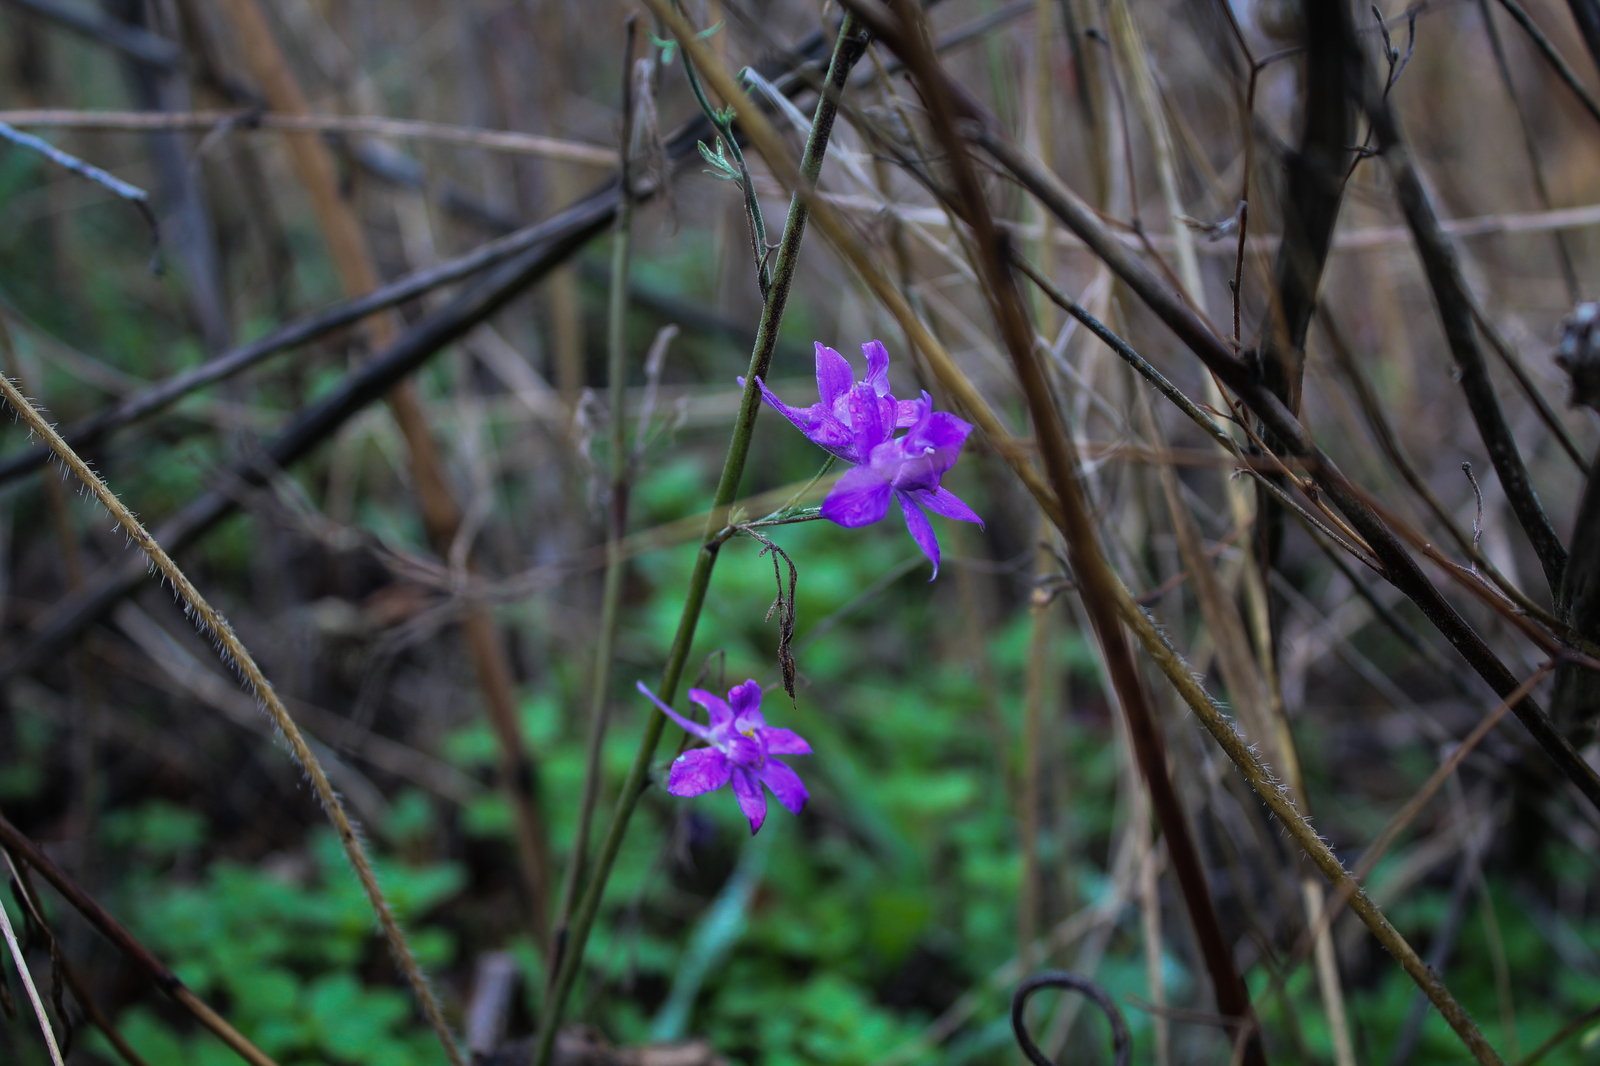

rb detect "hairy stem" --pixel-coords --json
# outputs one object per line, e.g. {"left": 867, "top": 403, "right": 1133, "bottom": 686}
{"left": 217, "top": 0, "right": 551, "bottom": 952}
{"left": 0, "top": 373, "right": 462, "bottom": 1066}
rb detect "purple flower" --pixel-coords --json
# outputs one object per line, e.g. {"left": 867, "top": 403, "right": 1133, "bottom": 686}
{"left": 636, "top": 679, "right": 811, "bottom": 835}
{"left": 753, "top": 340, "right": 983, "bottom": 577}
{"left": 750, "top": 340, "right": 926, "bottom": 463}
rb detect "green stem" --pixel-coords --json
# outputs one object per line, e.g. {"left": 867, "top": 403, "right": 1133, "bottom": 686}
{"left": 531, "top": 16, "right": 869, "bottom": 1065}
{"left": 777, "top": 454, "right": 836, "bottom": 514}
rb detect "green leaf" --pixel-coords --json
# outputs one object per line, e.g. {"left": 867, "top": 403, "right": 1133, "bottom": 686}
{"left": 648, "top": 34, "right": 677, "bottom": 64}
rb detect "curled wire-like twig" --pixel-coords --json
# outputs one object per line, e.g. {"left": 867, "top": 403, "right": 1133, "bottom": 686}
{"left": 1011, "top": 971, "right": 1131, "bottom": 1066}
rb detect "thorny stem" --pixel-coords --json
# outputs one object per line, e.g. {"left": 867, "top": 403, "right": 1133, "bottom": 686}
{"left": 549, "top": 20, "right": 641, "bottom": 991}
{"left": 531, "top": 15, "right": 869, "bottom": 1065}
{"left": 1249, "top": 667, "right": 1556, "bottom": 1049}
{"left": 1111, "top": 595, "right": 1507, "bottom": 1066}
{"left": 0, "top": 376, "right": 464, "bottom": 1066}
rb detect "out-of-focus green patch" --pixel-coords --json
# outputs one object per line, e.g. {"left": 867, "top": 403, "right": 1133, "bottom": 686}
{"left": 99, "top": 825, "right": 464, "bottom": 1066}
{"left": 102, "top": 798, "right": 207, "bottom": 861}
{"left": 0, "top": 702, "right": 53, "bottom": 800}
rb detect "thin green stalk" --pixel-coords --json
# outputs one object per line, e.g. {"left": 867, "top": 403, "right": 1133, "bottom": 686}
{"left": 777, "top": 455, "right": 836, "bottom": 513}
{"left": 531, "top": 16, "right": 869, "bottom": 1066}
{"left": 680, "top": 19, "right": 771, "bottom": 294}
{"left": 548, "top": 27, "right": 638, "bottom": 987}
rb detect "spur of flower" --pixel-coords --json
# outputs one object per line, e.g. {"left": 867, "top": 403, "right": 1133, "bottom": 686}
{"left": 752, "top": 340, "right": 982, "bottom": 577}
{"left": 636, "top": 679, "right": 811, "bottom": 835}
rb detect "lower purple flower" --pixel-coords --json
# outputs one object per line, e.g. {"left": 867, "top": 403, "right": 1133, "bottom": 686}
{"left": 636, "top": 679, "right": 812, "bottom": 834}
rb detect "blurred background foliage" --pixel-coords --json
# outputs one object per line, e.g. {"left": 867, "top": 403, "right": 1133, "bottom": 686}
{"left": 0, "top": 0, "right": 1599, "bottom": 1064}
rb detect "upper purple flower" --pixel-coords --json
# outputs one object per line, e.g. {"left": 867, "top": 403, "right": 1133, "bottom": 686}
{"left": 636, "top": 679, "right": 811, "bottom": 835}
{"left": 751, "top": 340, "right": 925, "bottom": 463}
{"left": 753, "top": 340, "right": 983, "bottom": 577}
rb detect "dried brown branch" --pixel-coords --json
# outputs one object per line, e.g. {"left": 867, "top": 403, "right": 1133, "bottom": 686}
{"left": 587, "top": 9, "right": 1508, "bottom": 1062}
{"left": 868, "top": 4, "right": 1264, "bottom": 1058}
{"left": 0, "top": 109, "right": 618, "bottom": 164}
{"left": 966, "top": 116, "right": 1600, "bottom": 814}
{"left": 1362, "top": 86, "right": 1569, "bottom": 600}
{"left": 0, "top": 811, "right": 282, "bottom": 1066}
{"left": 1, "top": 853, "right": 152, "bottom": 1066}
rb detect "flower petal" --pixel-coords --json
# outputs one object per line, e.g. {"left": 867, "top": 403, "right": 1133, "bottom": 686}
{"left": 728, "top": 680, "right": 764, "bottom": 721}
{"left": 844, "top": 382, "right": 888, "bottom": 456}
{"left": 755, "top": 374, "right": 859, "bottom": 460}
{"left": 822, "top": 463, "right": 894, "bottom": 528}
{"left": 815, "top": 343, "right": 853, "bottom": 409}
{"left": 910, "top": 486, "right": 984, "bottom": 528}
{"left": 668, "top": 748, "right": 733, "bottom": 797}
{"left": 759, "top": 726, "right": 812, "bottom": 755}
{"left": 891, "top": 410, "right": 976, "bottom": 493}
{"left": 731, "top": 768, "right": 767, "bottom": 834}
{"left": 759, "top": 758, "right": 808, "bottom": 816}
{"left": 894, "top": 391, "right": 930, "bottom": 429}
{"left": 724, "top": 733, "right": 764, "bottom": 769}
{"left": 896, "top": 491, "right": 943, "bottom": 579}
{"left": 636, "top": 681, "right": 714, "bottom": 741}
{"left": 805, "top": 412, "right": 857, "bottom": 460}
{"left": 753, "top": 376, "right": 816, "bottom": 438}
{"left": 687, "top": 688, "right": 736, "bottom": 730}
{"left": 862, "top": 340, "right": 891, "bottom": 397}
{"left": 727, "top": 681, "right": 769, "bottom": 742}
{"left": 902, "top": 409, "right": 975, "bottom": 469}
